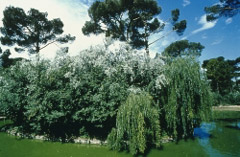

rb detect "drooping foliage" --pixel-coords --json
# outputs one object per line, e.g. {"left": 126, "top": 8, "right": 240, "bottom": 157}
{"left": 107, "top": 92, "right": 161, "bottom": 155}
{"left": 82, "top": 0, "right": 186, "bottom": 53}
{"left": 161, "top": 57, "right": 213, "bottom": 139}
{"left": 0, "top": 6, "right": 75, "bottom": 54}
{"left": 205, "top": 0, "right": 240, "bottom": 21}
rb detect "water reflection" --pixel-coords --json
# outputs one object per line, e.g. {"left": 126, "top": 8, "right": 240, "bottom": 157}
{"left": 194, "top": 120, "right": 240, "bottom": 157}
{"left": 194, "top": 122, "right": 215, "bottom": 139}
{"left": 194, "top": 122, "right": 223, "bottom": 157}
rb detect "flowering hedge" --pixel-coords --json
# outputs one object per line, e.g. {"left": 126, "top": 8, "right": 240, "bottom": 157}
{"left": 0, "top": 44, "right": 212, "bottom": 154}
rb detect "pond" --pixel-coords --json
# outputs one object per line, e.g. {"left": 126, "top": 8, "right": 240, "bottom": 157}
{"left": 0, "top": 118, "right": 239, "bottom": 157}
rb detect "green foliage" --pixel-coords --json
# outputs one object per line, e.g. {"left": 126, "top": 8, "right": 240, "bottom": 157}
{"left": 213, "top": 90, "right": 240, "bottom": 105}
{"left": 0, "top": 49, "right": 11, "bottom": 68}
{"left": 0, "top": 62, "right": 31, "bottom": 126}
{"left": 0, "top": 44, "right": 165, "bottom": 138}
{"left": 202, "top": 56, "right": 239, "bottom": 96}
{"left": 173, "top": 20, "right": 187, "bottom": 36}
{"left": 170, "top": 9, "right": 187, "bottom": 35}
{"left": 0, "top": 6, "right": 75, "bottom": 54}
{"left": 163, "top": 40, "right": 204, "bottom": 57}
{"left": 210, "top": 59, "right": 240, "bottom": 105}
{"left": 171, "top": 9, "right": 180, "bottom": 22}
{"left": 0, "top": 44, "right": 213, "bottom": 154}
{"left": 161, "top": 57, "right": 213, "bottom": 139}
{"left": 82, "top": 0, "right": 161, "bottom": 49}
{"left": 107, "top": 92, "right": 161, "bottom": 155}
{"left": 0, "top": 49, "right": 23, "bottom": 68}
{"left": 82, "top": 0, "right": 186, "bottom": 53}
{"left": 205, "top": 0, "right": 240, "bottom": 21}
{"left": 213, "top": 110, "right": 240, "bottom": 120}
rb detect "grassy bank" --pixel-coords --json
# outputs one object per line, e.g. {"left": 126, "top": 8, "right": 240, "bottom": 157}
{"left": 213, "top": 111, "right": 240, "bottom": 120}
{"left": 212, "top": 105, "right": 240, "bottom": 120}
{"left": 213, "top": 105, "right": 240, "bottom": 111}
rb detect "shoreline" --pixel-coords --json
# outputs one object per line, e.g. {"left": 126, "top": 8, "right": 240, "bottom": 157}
{"left": 4, "top": 127, "right": 107, "bottom": 145}
{"left": 1, "top": 123, "right": 173, "bottom": 145}
{"left": 0, "top": 116, "right": 6, "bottom": 120}
{"left": 1, "top": 106, "right": 239, "bottom": 145}
{"left": 212, "top": 105, "right": 240, "bottom": 111}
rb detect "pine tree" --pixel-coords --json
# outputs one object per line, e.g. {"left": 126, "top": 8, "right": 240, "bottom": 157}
{"left": 0, "top": 6, "right": 75, "bottom": 54}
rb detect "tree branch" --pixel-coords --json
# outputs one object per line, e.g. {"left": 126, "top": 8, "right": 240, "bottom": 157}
{"left": 148, "top": 30, "right": 175, "bottom": 46}
{"left": 24, "top": 25, "right": 34, "bottom": 35}
{"left": 39, "top": 40, "right": 56, "bottom": 51}
{"left": 224, "top": 7, "right": 240, "bottom": 10}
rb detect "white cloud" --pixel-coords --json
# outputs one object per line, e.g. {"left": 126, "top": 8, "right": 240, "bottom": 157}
{"left": 211, "top": 39, "right": 223, "bottom": 45}
{"left": 192, "top": 14, "right": 217, "bottom": 34}
{"left": 183, "top": 0, "right": 191, "bottom": 7}
{"left": 0, "top": 0, "right": 104, "bottom": 59}
{"left": 181, "top": 36, "right": 188, "bottom": 40}
{"left": 201, "top": 33, "right": 208, "bottom": 39}
{"left": 0, "top": 0, "right": 181, "bottom": 58}
{"left": 225, "top": 18, "right": 232, "bottom": 25}
{"left": 149, "top": 28, "right": 179, "bottom": 54}
{"left": 194, "top": 17, "right": 198, "bottom": 21}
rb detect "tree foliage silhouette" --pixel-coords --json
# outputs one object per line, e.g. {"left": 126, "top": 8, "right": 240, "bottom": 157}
{"left": 205, "top": 0, "right": 240, "bottom": 21}
{"left": 0, "top": 6, "right": 75, "bottom": 54}
{"left": 82, "top": 0, "right": 186, "bottom": 54}
{"left": 163, "top": 40, "right": 204, "bottom": 57}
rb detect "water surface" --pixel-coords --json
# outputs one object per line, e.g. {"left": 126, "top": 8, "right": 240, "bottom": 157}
{"left": 0, "top": 119, "right": 239, "bottom": 157}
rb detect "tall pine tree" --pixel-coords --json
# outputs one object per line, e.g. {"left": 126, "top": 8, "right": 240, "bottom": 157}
{"left": 82, "top": 0, "right": 186, "bottom": 54}
{"left": 0, "top": 6, "right": 75, "bottom": 54}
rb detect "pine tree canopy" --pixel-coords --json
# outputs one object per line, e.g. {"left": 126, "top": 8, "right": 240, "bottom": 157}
{"left": 0, "top": 6, "right": 75, "bottom": 54}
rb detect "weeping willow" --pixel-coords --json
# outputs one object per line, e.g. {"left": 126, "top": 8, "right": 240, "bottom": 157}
{"left": 162, "top": 57, "right": 213, "bottom": 139}
{"left": 107, "top": 92, "right": 161, "bottom": 155}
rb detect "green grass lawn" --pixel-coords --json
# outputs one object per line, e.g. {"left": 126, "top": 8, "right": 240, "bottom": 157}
{"left": 212, "top": 110, "right": 240, "bottom": 120}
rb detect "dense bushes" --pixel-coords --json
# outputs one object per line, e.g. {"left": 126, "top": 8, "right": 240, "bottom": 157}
{"left": 212, "top": 91, "right": 240, "bottom": 105}
{"left": 0, "top": 44, "right": 212, "bottom": 154}
{"left": 0, "top": 45, "right": 164, "bottom": 138}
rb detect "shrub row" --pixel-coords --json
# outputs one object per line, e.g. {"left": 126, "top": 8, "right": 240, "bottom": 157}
{"left": 0, "top": 45, "right": 212, "bottom": 155}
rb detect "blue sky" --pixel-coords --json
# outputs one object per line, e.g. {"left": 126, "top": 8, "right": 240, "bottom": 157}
{"left": 156, "top": 0, "right": 240, "bottom": 61}
{"left": 0, "top": 0, "right": 239, "bottom": 61}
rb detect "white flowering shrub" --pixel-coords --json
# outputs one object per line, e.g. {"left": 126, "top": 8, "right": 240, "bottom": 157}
{"left": 0, "top": 43, "right": 167, "bottom": 138}
{"left": 0, "top": 43, "right": 212, "bottom": 149}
